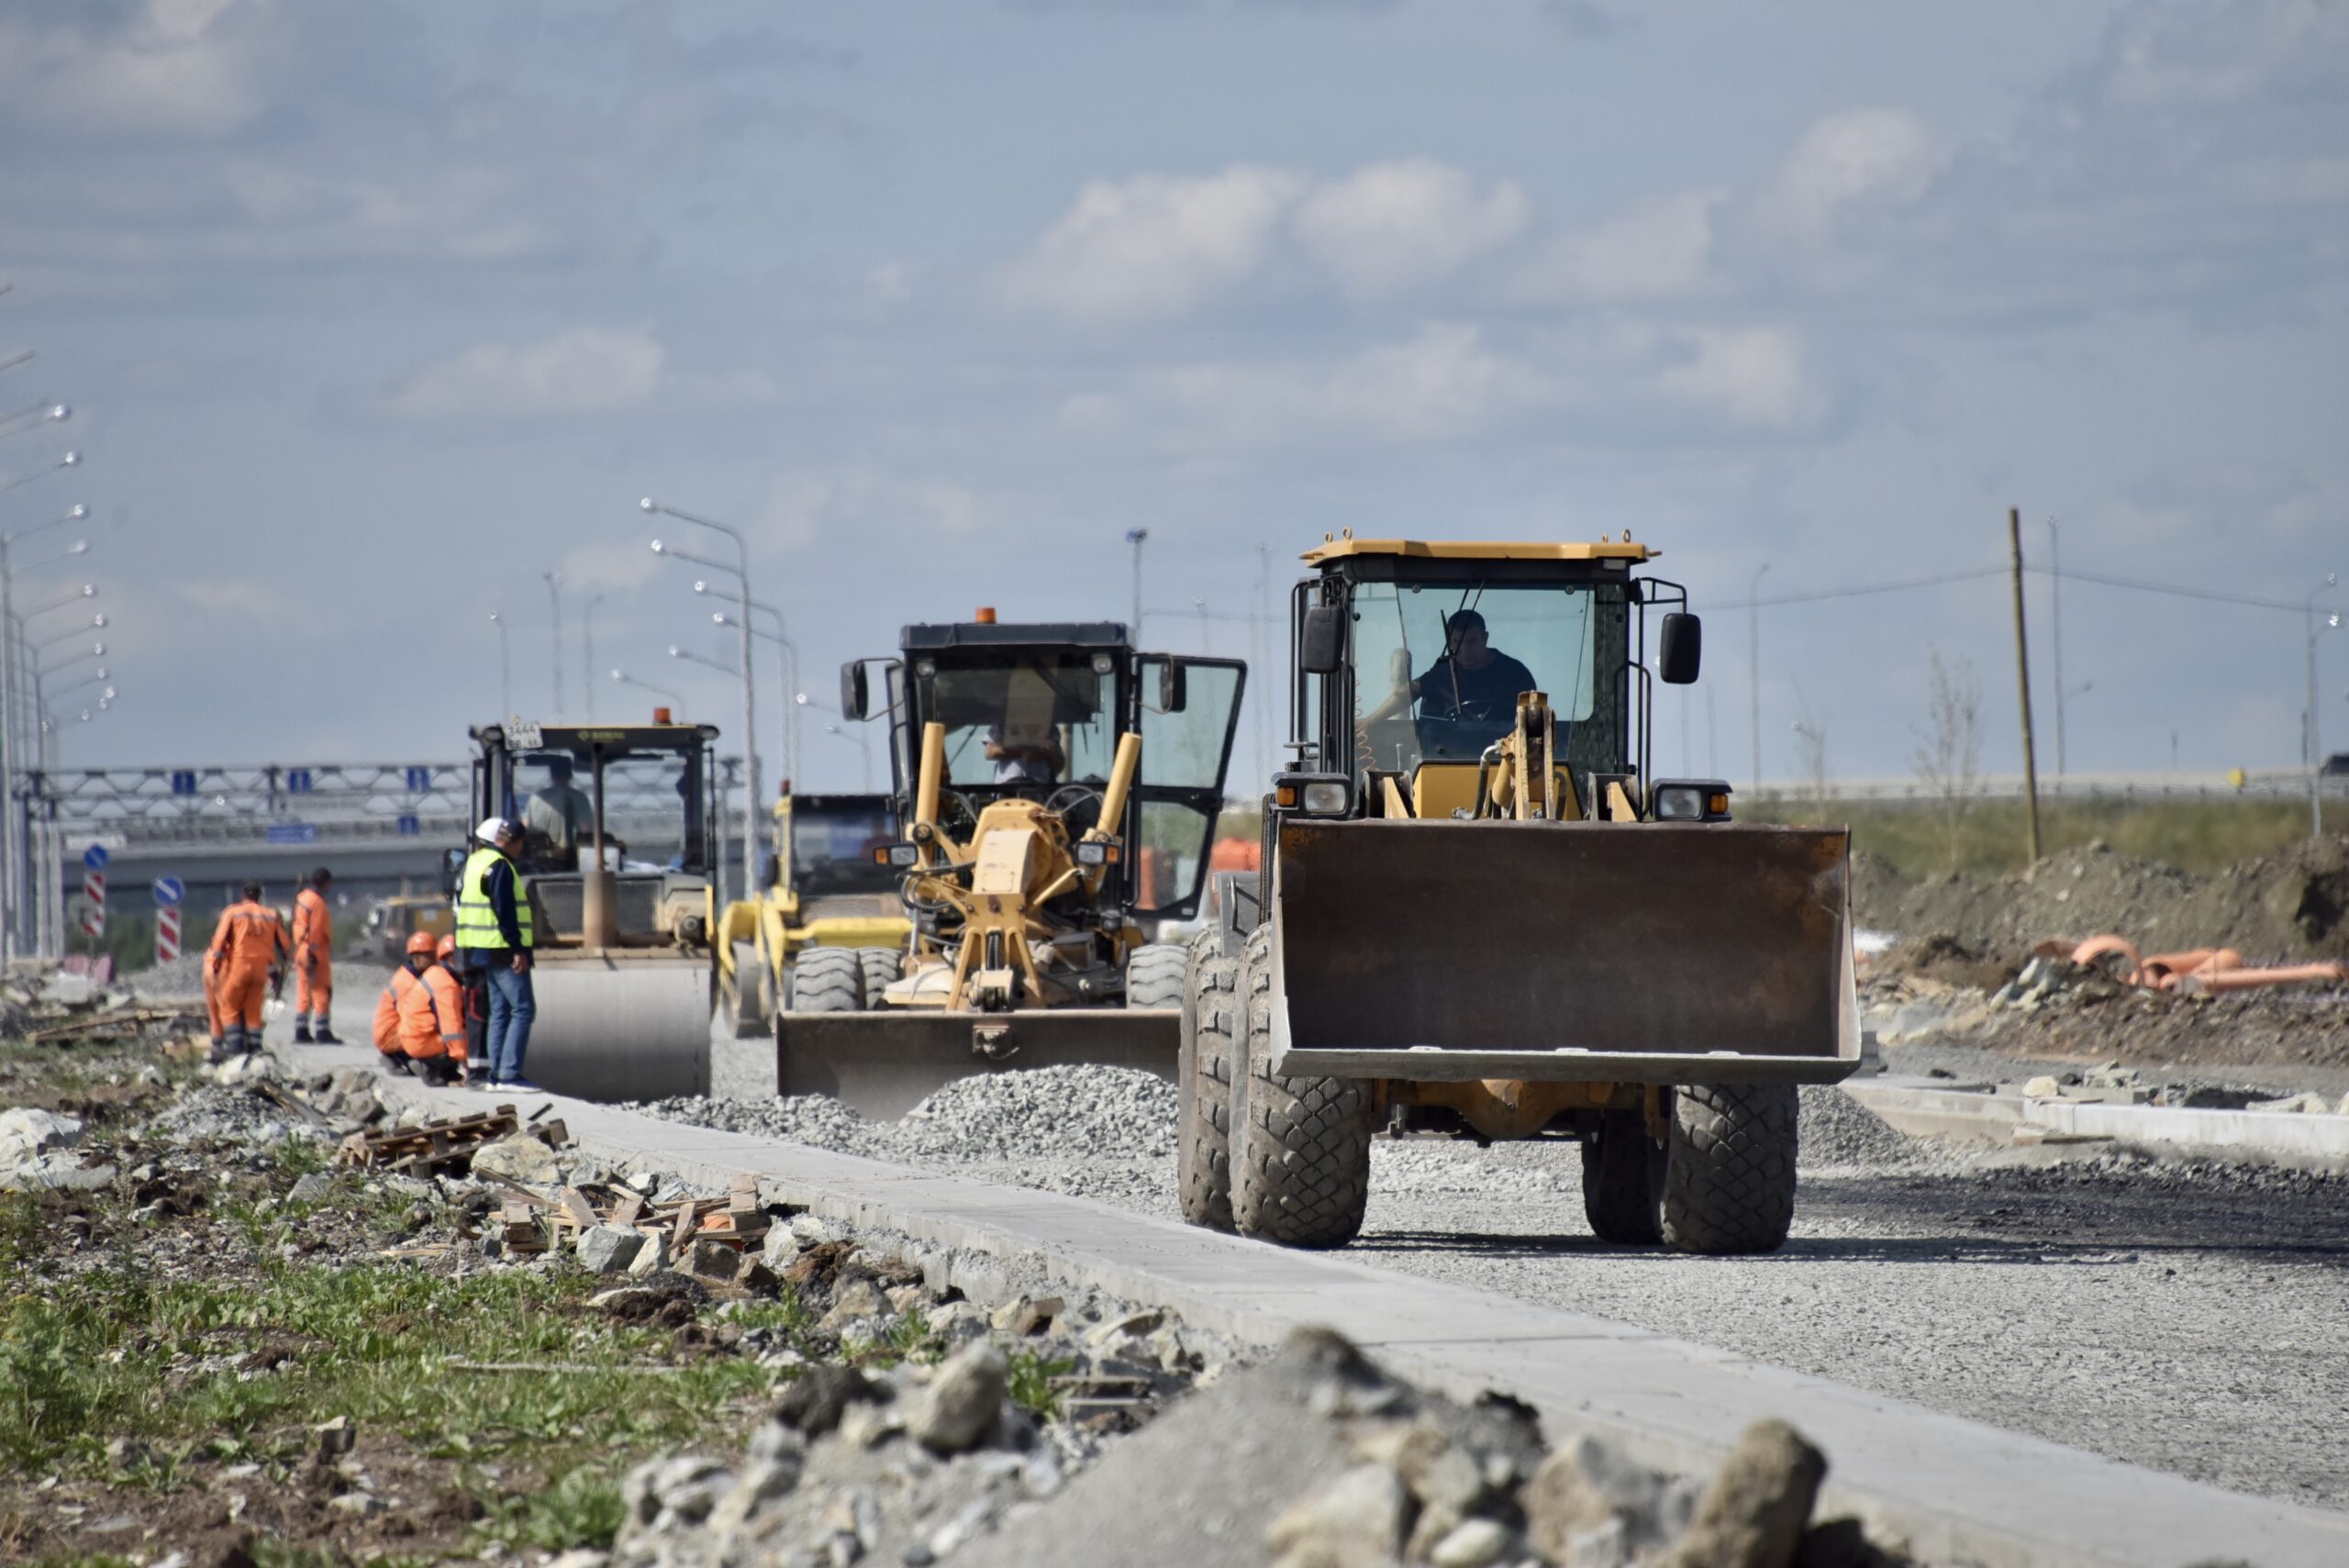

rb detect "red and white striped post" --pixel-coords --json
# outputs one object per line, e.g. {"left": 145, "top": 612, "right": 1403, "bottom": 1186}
{"left": 80, "top": 870, "right": 106, "bottom": 939}
{"left": 156, "top": 906, "right": 181, "bottom": 962}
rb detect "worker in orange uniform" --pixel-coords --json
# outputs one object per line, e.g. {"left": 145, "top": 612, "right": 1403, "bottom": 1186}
{"left": 206, "top": 881, "right": 290, "bottom": 1061}
{"left": 397, "top": 931, "right": 468, "bottom": 1085}
{"left": 373, "top": 932, "right": 433, "bottom": 1074}
{"left": 291, "top": 866, "right": 340, "bottom": 1044}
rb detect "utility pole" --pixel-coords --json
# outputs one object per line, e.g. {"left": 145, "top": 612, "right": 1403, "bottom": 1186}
{"left": 1125, "top": 528, "right": 1148, "bottom": 640}
{"left": 2007, "top": 507, "right": 2043, "bottom": 865}
{"left": 2048, "top": 517, "right": 2065, "bottom": 777}
{"left": 543, "top": 572, "right": 564, "bottom": 718}
{"left": 2310, "top": 573, "right": 2340, "bottom": 840}
{"left": 583, "top": 593, "right": 605, "bottom": 722}
{"left": 1747, "top": 562, "right": 1769, "bottom": 794}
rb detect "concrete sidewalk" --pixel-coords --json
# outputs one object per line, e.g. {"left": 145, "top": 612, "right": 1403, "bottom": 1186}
{"left": 293, "top": 1044, "right": 2349, "bottom": 1568}
{"left": 1849, "top": 1074, "right": 2349, "bottom": 1168}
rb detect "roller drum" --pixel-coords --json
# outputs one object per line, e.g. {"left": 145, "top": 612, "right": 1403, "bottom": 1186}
{"left": 525, "top": 954, "right": 715, "bottom": 1102}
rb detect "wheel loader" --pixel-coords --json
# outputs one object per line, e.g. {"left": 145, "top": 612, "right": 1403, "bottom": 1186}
{"left": 463, "top": 715, "right": 723, "bottom": 1101}
{"left": 772, "top": 615, "right": 1245, "bottom": 1117}
{"left": 1180, "top": 535, "right": 1857, "bottom": 1255}
{"left": 716, "top": 791, "right": 912, "bottom": 1035}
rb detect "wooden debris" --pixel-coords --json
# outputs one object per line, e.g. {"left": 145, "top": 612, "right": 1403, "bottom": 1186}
{"left": 337, "top": 1106, "right": 521, "bottom": 1176}
{"left": 28, "top": 1006, "right": 207, "bottom": 1047}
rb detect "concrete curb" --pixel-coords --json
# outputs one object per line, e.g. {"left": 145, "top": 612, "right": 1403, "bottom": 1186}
{"left": 1847, "top": 1076, "right": 2349, "bottom": 1169}
{"left": 293, "top": 1045, "right": 2349, "bottom": 1568}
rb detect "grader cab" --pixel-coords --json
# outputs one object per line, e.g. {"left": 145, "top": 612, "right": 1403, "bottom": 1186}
{"left": 1181, "top": 537, "right": 1857, "bottom": 1255}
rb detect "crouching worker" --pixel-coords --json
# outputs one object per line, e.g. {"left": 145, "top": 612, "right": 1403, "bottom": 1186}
{"left": 398, "top": 932, "right": 469, "bottom": 1085}
{"left": 373, "top": 933, "right": 435, "bottom": 1075}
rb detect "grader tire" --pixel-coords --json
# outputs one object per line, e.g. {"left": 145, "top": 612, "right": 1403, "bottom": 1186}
{"left": 1125, "top": 942, "right": 1189, "bottom": 1008}
{"left": 1659, "top": 1083, "right": 1798, "bottom": 1255}
{"left": 790, "top": 948, "right": 864, "bottom": 1015}
{"left": 1176, "top": 932, "right": 1237, "bottom": 1231}
{"left": 1580, "top": 1108, "right": 1664, "bottom": 1245}
{"left": 856, "top": 948, "right": 904, "bottom": 1010}
{"left": 1230, "top": 925, "right": 1374, "bottom": 1249}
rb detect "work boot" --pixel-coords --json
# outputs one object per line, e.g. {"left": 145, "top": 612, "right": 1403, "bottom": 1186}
{"left": 293, "top": 1025, "right": 314, "bottom": 1044}
{"left": 206, "top": 1040, "right": 230, "bottom": 1066}
{"left": 383, "top": 1056, "right": 414, "bottom": 1076}
{"left": 314, "top": 1027, "right": 342, "bottom": 1045}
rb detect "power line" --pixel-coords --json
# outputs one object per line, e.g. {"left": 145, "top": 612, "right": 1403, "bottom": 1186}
{"left": 2026, "top": 563, "right": 2320, "bottom": 616}
{"left": 1746, "top": 565, "right": 2008, "bottom": 608}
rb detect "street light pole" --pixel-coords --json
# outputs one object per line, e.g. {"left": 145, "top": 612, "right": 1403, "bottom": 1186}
{"left": 710, "top": 606, "right": 796, "bottom": 790}
{"left": 643, "top": 497, "right": 763, "bottom": 905}
{"left": 584, "top": 593, "right": 606, "bottom": 721}
{"left": 2049, "top": 518, "right": 2066, "bottom": 778}
{"left": 488, "top": 612, "right": 511, "bottom": 718}
{"left": 1747, "top": 562, "right": 1769, "bottom": 795}
{"left": 2310, "top": 573, "right": 2339, "bottom": 840}
{"left": 543, "top": 572, "right": 564, "bottom": 718}
{"left": 0, "top": 503, "right": 89, "bottom": 961}
{"left": 1126, "top": 528, "right": 1148, "bottom": 640}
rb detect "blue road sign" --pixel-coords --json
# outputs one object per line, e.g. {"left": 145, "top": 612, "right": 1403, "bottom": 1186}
{"left": 284, "top": 768, "right": 314, "bottom": 794}
{"left": 405, "top": 766, "right": 432, "bottom": 792}
{"left": 396, "top": 814, "right": 421, "bottom": 837}
{"left": 169, "top": 769, "right": 198, "bottom": 795}
{"left": 266, "top": 823, "right": 318, "bottom": 845}
{"left": 82, "top": 842, "right": 109, "bottom": 872}
{"left": 152, "top": 876, "right": 185, "bottom": 906}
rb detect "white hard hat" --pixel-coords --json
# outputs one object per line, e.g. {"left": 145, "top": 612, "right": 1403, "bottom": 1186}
{"left": 476, "top": 817, "right": 513, "bottom": 842}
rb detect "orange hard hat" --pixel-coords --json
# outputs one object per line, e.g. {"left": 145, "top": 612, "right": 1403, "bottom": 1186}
{"left": 436, "top": 934, "right": 458, "bottom": 961}
{"left": 406, "top": 931, "right": 437, "bottom": 957}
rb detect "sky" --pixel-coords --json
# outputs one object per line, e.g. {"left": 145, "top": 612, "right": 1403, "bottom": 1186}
{"left": 1, "top": 0, "right": 2343, "bottom": 795}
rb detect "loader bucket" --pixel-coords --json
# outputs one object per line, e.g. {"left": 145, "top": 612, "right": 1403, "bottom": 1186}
{"left": 1268, "top": 819, "right": 1858, "bottom": 1084}
{"left": 774, "top": 1007, "right": 1179, "bottom": 1119}
{"left": 527, "top": 951, "right": 716, "bottom": 1102}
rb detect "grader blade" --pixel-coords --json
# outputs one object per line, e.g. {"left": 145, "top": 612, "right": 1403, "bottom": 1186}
{"left": 774, "top": 1008, "right": 1179, "bottom": 1119}
{"left": 1268, "top": 819, "right": 1858, "bottom": 1084}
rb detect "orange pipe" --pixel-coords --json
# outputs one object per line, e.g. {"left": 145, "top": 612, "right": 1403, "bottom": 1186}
{"left": 2182, "top": 962, "right": 2348, "bottom": 995}
{"left": 2071, "top": 935, "right": 2142, "bottom": 984}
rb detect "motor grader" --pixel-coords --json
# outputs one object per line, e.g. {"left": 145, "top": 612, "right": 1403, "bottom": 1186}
{"left": 716, "top": 791, "right": 912, "bottom": 1034}
{"left": 772, "top": 615, "right": 1245, "bottom": 1117}
{"left": 1180, "top": 535, "right": 1857, "bottom": 1255}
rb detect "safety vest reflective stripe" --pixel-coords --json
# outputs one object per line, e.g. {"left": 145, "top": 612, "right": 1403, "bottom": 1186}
{"left": 453, "top": 847, "right": 532, "bottom": 951}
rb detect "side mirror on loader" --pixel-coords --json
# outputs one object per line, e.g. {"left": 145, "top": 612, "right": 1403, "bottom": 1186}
{"left": 1659, "top": 612, "right": 1701, "bottom": 685}
{"left": 1157, "top": 660, "right": 1188, "bottom": 714}
{"left": 841, "top": 662, "right": 871, "bottom": 721}
{"left": 1300, "top": 605, "right": 1345, "bottom": 674}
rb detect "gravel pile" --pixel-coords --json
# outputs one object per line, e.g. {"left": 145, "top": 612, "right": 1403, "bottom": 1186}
{"left": 1796, "top": 1084, "right": 1951, "bottom": 1173}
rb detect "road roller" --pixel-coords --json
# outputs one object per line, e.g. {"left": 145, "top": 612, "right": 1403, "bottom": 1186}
{"left": 463, "top": 715, "right": 721, "bottom": 1100}
{"left": 773, "top": 615, "right": 1246, "bottom": 1117}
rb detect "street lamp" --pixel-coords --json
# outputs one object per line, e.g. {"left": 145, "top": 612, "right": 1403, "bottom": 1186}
{"left": 0, "top": 402, "right": 69, "bottom": 440}
{"left": 2311, "top": 571, "right": 2341, "bottom": 839}
{"left": 611, "top": 667, "right": 686, "bottom": 708}
{"left": 0, "top": 450, "right": 78, "bottom": 495}
{"left": 643, "top": 495, "right": 762, "bottom": 904}
{"left": 488, "top": 611, "right": 511, "bottom": 718}
{"left": 0, "top": 503, "right": 89, "bottom": 961}
{"left": 1747, "top": 562, "right": 1769, "bottom": 793}
{"left": 695, "top": 578, "right": 799, "bottom": 784}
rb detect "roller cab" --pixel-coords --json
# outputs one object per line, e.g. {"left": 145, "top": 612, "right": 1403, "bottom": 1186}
{"left": 467, "top": 717, "right": 722, "bottom": 1101}
{"left": 775, "top": 617, "right": 1244, "bottom": 1117}
{"left": 1180, "top": 535, "right": 1857, "bottom": 1256}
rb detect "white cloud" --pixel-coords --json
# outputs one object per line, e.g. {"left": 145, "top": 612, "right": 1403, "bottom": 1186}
{"left": 1070, "top": 323, "right": 1545, "bottom": 449}
{"left": 1518, "top": 189, "right": 1721, "bottom": 304}
{"left": 1654, "top": 326, "right": 1820, "bottom": 430}
{"left": 0, "top": 0, "right": 275, "bottom": 138}
{"left": 1006, "top": 166, "right": 1304, "bottom": 321}
{"left": 1754, "top": 107, "right": 1935, "bottom": 245}
{"left": 1292, "top": 159, "right": 1530, "bottom": 296}
{"left": 760, "top": 473, "right": 985, "bottom": 550}
{"left": 388, "top": 328, "right": 665, "bottom": 418}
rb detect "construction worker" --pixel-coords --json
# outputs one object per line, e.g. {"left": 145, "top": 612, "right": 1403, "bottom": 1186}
{"left": 432, "top": 935, "right": 484, "bottom": 1086}
{"left": 455, "top": 817, "right": 539, "bottom": 1093}
{"left": 206, "top": 881, "right": 289, "bottom": 1061}
{"left": 204, "top": 963, "right": 227, "bottom": 1058}
{"left": 397, "top": 931, "right": 468, "bottom": 1085}
{"left": 292, "top": 866, "right": 339, "bottom": 1043}
{"left": 373, "top": 933, "right": 434, "bottom": 1075}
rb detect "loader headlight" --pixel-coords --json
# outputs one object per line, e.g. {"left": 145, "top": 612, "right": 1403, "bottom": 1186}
{"left": 1074, "top": 838, "right": 1122, "bottom": 866}
{"left": 1650, "top": 780, "right": 1732, "bottom": 823}
{"left": 873, "top": 842, "right": 921, "bottom": 867}
{"left": 1275, "top": 774, "right": 1351, "bottom": 816}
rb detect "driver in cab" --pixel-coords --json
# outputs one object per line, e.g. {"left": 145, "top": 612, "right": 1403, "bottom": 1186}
{"left": 522, "top": 755, "right": 596, "bottom": 868}
{"left": 1364, "top": 608, "right": 1537, "bottom": 729}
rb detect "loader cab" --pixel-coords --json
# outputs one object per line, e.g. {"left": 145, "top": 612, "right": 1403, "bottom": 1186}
{"left": 467, "top": 717, "right": 721, "bottom": 951}
{"left": 1283, "top": 536, "right": 1702, "bottom": 825}
{"left": 779, "top": 793, "right": 902, "bottom": 902}
{"left": 841, "top": 619, "right": 1245, "bottom": 920}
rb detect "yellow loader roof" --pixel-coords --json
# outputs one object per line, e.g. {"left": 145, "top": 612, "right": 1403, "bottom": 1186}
{"left": 1300, "top": 533, "right": 1655, "bottom": 563}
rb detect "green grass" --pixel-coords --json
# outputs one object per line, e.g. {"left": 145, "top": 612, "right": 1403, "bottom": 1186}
{"left": 1, "top": 1227, "right": 797, "bottom": 1551}
{"left": 1006, "top": 1347, "right": 1075, "bottom": 1420}
{"left": 1745, "top": 795, "right": 2346, "bottom": 879}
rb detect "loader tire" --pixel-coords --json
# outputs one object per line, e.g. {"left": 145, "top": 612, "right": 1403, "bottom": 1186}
{"left": 1230, "top": 925, "right": 1374, "bottom": 1249}
{"left": 1126, "top": 942, "right": 1189, "bottom": 1008}
{"left": 790, "top": 947, "right": 864, "bottom": 1015}
{"left": 856, "top": 948, "right": 903, "bottom": 1010}
{"left": 1659, "top": 1084, "right": 1798, "bottom": 1255}
{"left": 1176, "top": 932, "right": 1237, "bottom": 1231}
{"left": 1580, "top": 1109, "right": 1664, "bottom": 1245}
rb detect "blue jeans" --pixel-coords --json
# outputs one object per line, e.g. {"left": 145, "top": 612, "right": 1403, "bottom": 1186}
{"left": 479, "top": 961, "right": 537, "bottom": 1083}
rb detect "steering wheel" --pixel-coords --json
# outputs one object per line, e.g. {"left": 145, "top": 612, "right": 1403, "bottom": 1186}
{"left": 1045, "top": 782, "right": 1108, "bottom": 840}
